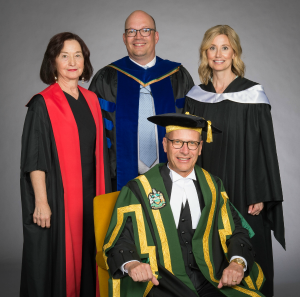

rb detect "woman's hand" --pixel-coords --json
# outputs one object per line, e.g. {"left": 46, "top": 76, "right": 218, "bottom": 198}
{"left": 33, "top": 202, "right": 52, "bottom": 228}
{"left": 30, "top": 170, "right": 51, "bottom": 228}
{"left": 248, "top": 202, "right": 264, "bottom": 216}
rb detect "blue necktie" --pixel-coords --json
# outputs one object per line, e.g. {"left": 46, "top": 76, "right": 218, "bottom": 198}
{"left": 138, "top": 85, "right": 157, "bottom": 167}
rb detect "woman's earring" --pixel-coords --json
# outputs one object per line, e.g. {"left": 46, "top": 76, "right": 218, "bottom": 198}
{"left": 54, "top": 76, "right": 58, "bottom": 83}
{"left": 81, "top": 77, "right": 85, "bottom": 83}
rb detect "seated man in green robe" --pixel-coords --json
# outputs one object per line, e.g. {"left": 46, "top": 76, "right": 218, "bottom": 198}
{"left": 103, "top": 113, "right": 265, "bottom": 297}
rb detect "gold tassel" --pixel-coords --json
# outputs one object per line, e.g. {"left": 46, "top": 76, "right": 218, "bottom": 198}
{"left": 206, "top": 120, "right": 213, "bottom": 143}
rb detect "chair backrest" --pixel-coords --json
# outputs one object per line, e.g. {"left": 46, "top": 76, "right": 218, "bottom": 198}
{"left": 94, "top": 191, "right": 120, "bottom": 297}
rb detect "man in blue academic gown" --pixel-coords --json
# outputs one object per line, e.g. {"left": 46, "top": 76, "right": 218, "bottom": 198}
{"left": 89, "top": 10, "right": 194, "bottom": 191}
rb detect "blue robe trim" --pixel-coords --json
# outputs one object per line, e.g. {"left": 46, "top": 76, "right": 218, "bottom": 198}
{"left": 98, "top": 97, "right": 116, "bottom": 112}
{"left": 115, "top": 57, "right": 178, "bottom": 190}
{"left": 104, "top": 118, "right": 114, "bottom": 130}
{"left": 175, "top": 97, "right": 185, "bottom": 109}
{"left": 106, "top": 137, "right": 112, "bottom": 148}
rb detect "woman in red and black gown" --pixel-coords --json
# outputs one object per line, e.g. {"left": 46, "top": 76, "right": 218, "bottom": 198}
{"left": 20, "top": 32, "right": 111, "bottom": 297}
{"left": 184, "top": 25, "right": 285, "bottom": 297}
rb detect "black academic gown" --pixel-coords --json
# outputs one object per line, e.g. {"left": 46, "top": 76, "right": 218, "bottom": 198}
{"left": 20, "top": 93, "right": 111, "bottom": 297}
{"left": 106, "top": 164, "right": 255, "bottom": 297}
{"left": 89, "top": 58, "right": 194, "bottom": 191}
{"left": 184, "top": 77, "right": 285, "bottom": 297}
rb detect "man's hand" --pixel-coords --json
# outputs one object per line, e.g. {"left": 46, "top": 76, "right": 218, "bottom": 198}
{"left": 218, "top": 262, "right": 244, "bottom": 288}
{"left": 248, "top": 202, "right": 264, "bottom": 216}
{"left": 33, "top": 202, "right": 52, "bottom": 228}
{"left": 124, "top": 262, "right": 159, "bottom": 286}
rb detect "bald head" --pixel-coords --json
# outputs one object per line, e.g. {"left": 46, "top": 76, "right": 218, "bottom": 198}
{"left": 123, "top": 10, "right": 159, "bottom": 65}
{"left": 125, "top": 10, "right": 156, "bottom": 30}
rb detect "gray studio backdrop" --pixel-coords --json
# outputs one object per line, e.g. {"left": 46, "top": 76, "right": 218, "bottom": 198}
{"left": 1, "top": 0, "right": 299, "bottom": 296}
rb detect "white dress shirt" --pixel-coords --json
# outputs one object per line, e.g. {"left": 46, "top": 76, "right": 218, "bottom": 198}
{"left": 129, "top": 56, "right": 156, "bottom": 68}
{"left": 129, "top": 57, "right": 160, "bottom": 174}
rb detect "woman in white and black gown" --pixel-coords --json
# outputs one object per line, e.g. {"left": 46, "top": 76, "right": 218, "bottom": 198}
{"left": 184, "top": 25, "right": 285, "bottom": 297}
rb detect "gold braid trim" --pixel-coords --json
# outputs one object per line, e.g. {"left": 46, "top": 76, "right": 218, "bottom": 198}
{"left": 244, "top": 276, "right": 256, "bottom": 290}
{"left": 103, "top": 204, "right": 158, "bottom": 297}
{"left": 136, "top": 175, "right": 174, "bottom": 274}
{"left": 232, "top": 286, "right": 261, "bottom": 297}
{"left": 201, "top": 169, "right": 219, "bottom": 283}
{"left": 112, "top": 279, "right": 120, "bottom": 297}
{"left": 166, "top": 125, "right": 202, "bottom": 134}
{"left": 108, "top": 65, "right": 180, "bottom": 87}
{"left": 219, "top": 191, "right": 259, "bottom": 293}
{"left": 144, "top": 281, "right": 153, "bottom": 297}
{"left": 256, "top": 263, "right": 264, "bottom": 290}
{"left": 219, "top": 191, "right": 232, "bottom": 254}
{"left": 202, "top": 173, "right": 261, "bottom": 296}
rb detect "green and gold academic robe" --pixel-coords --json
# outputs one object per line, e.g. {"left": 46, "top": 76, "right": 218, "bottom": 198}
{"left": 103, "top": 164, "right": 266, "bottom": 297}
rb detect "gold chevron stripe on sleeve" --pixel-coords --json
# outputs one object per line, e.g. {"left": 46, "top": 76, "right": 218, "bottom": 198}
{"left": 219, "top": 191, "right": 232, "bottom": 254}
{"left": 255, "top": 262, "right": 264, "bottom": 290}
{"left": 244, "top": 276, "right": 256, "bottom": 290}
{"left": 108, "top": 65, "right": 180, "bottom": 87}
{"left": 232, "top": 286, "right": 262, "bottom": 297}
{"left": 103, "top": 204, "right": 158, "bottom": 297}
{"left": 201, "top": 169, "right": 219, "bottom": 283}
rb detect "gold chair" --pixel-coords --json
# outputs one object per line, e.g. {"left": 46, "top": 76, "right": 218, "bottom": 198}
{"left": 94, "top": 191, "right": 120, "bottom": 297}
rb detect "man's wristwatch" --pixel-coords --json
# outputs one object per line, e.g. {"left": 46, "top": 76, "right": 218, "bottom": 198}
{"left": 230, "top": 258, "right": 246, "bottom": 269}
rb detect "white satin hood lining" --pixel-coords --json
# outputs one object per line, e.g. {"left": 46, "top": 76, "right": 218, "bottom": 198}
{"left": 186, "top": 84, "right": 270, "bottom": 105}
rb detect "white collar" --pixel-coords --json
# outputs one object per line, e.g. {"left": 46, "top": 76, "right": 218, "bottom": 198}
{"left": 129, "top": 56, "right": 156, "bottom": 69}
{"left": 168, "top": 166, "right": 196, "bottom": 183}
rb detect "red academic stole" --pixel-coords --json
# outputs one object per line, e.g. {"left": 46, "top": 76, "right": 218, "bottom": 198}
{"left": 37, "top": 83, "right": 105, "bottom": 297}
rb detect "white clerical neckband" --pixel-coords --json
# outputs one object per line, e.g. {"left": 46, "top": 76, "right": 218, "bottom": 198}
{"left": 186, "top": 84, "right": 270, "bottom": 105}
{"left": 168, "top": 165, "right": 201, "bottom": 229}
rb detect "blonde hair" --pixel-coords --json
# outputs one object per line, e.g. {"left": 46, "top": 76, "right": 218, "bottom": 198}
{"left": 198, "top": 25, "right": 245, "bottom": 85}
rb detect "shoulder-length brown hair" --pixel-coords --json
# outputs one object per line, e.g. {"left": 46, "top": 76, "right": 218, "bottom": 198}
{"left": 198, "top": 25, "right": 245, "bottom": 85}
{"left": 40, "top": 32, "right": 93, "bottom": 85}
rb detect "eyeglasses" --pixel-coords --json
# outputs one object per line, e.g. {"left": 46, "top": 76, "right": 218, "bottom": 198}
{"left": 166, "top": 138, "right": 201, "bottom": 150}
{"left": 125, "top": 28, "right": 156, "bottom": 37}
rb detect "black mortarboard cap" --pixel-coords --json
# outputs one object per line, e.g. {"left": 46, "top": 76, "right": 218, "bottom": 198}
{"left": 148, "top": 112, "right": 221, "bottom": 143}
